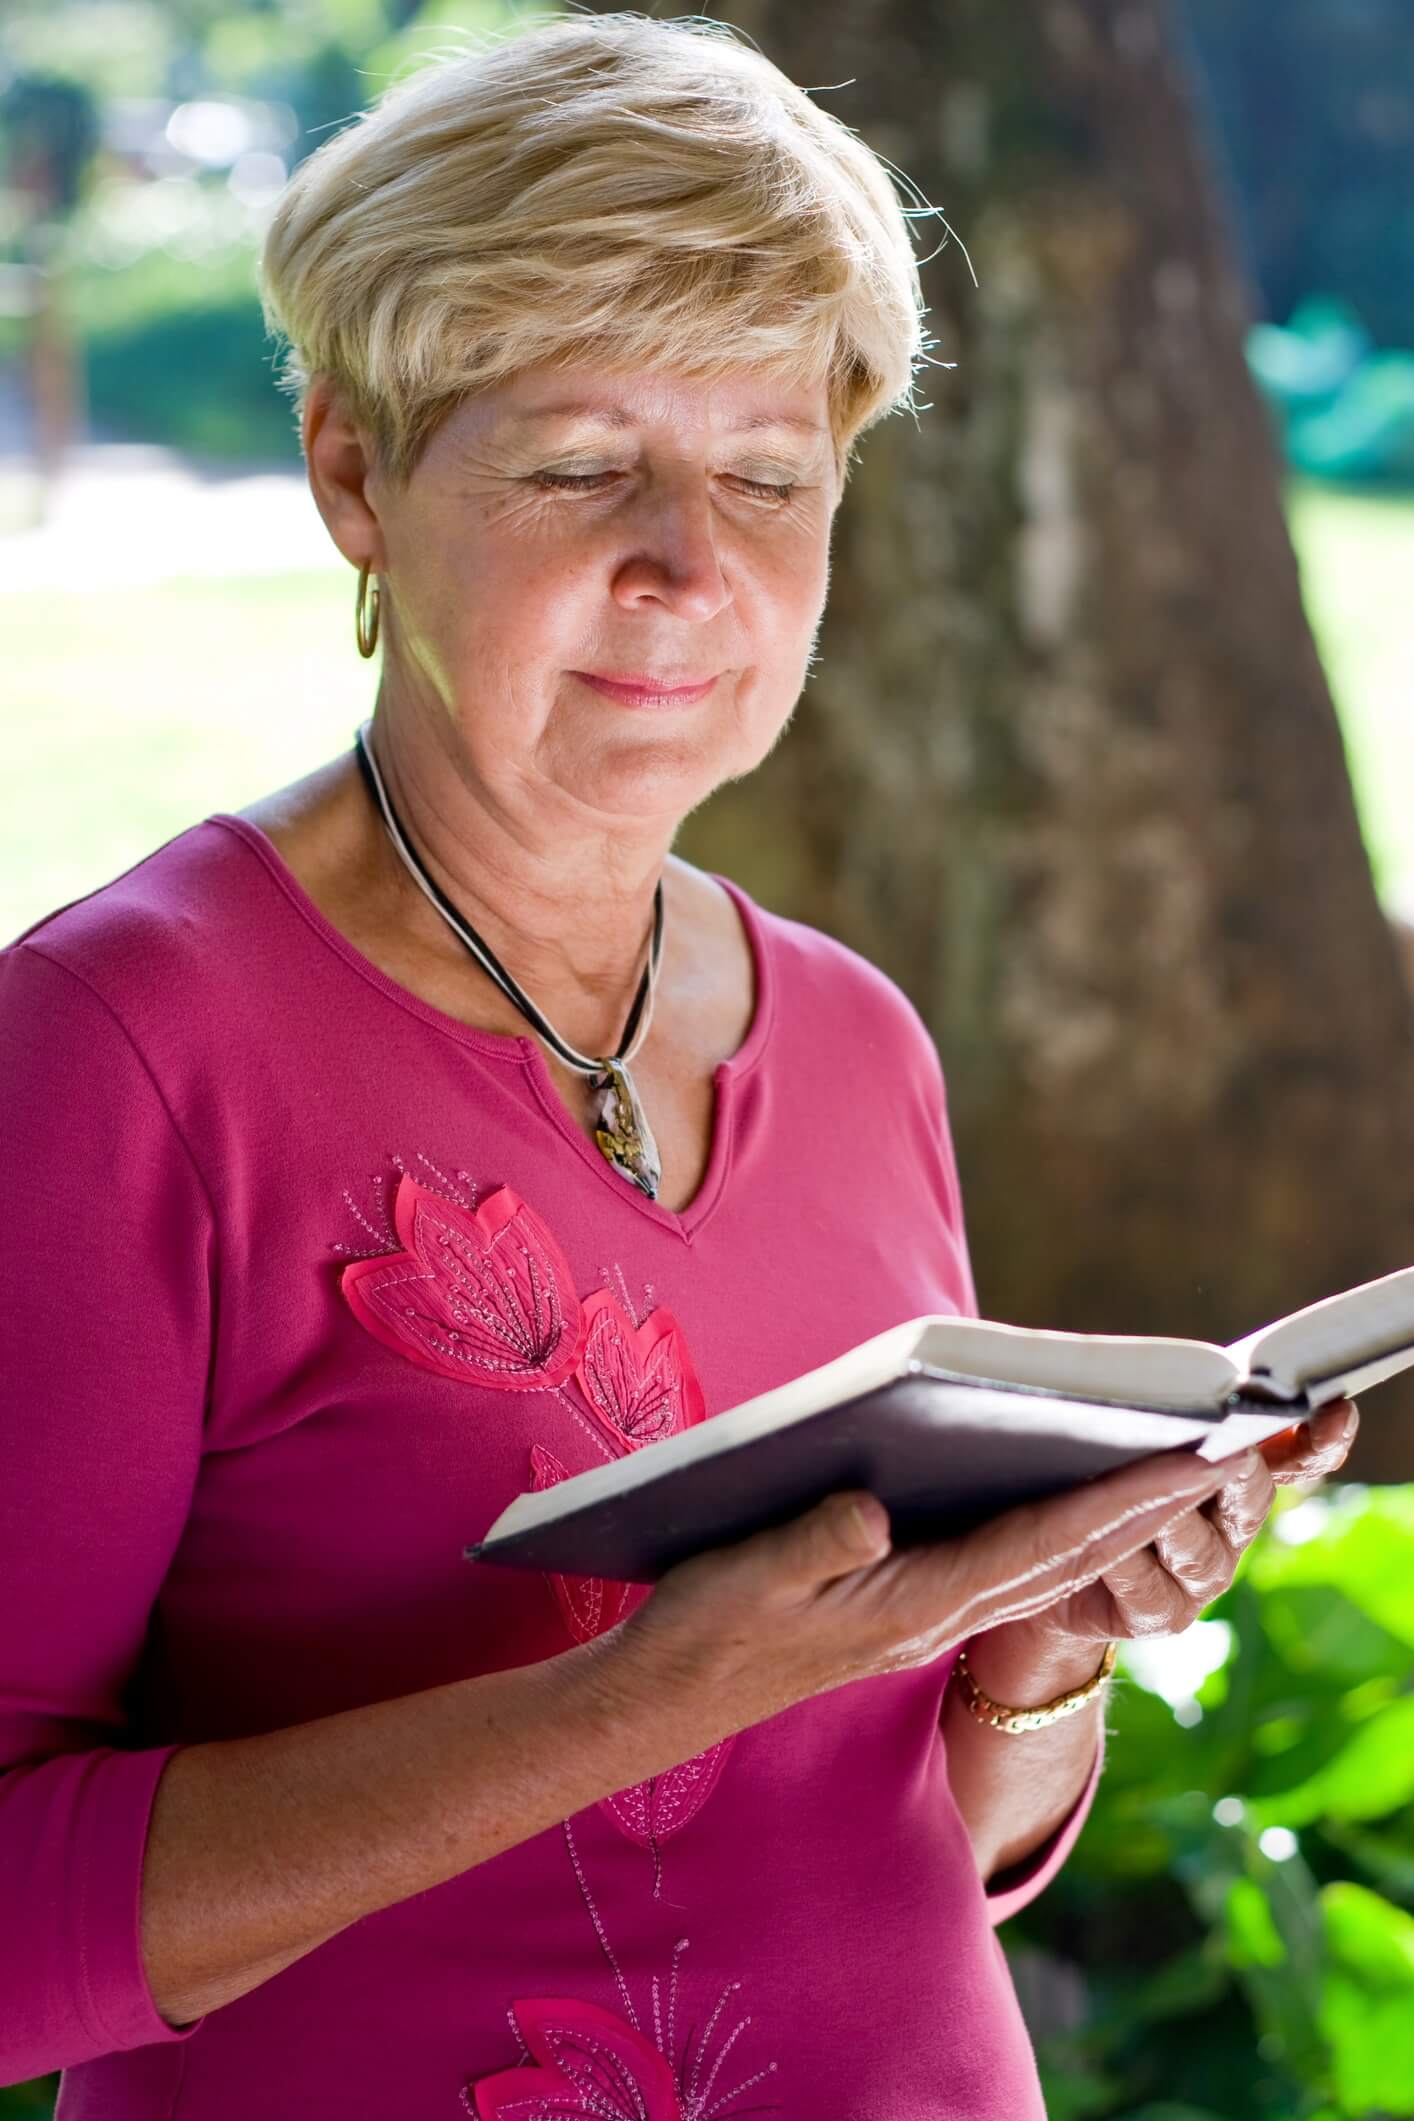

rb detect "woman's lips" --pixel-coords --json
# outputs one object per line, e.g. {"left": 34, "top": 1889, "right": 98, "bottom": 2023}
{"left": 573, "top": 671, "right": 719, "bottom": 708}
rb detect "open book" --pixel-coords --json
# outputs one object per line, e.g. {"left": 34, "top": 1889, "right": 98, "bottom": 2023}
{"left": 464, "top": 1262, "right": 1414, "bottom": 1583}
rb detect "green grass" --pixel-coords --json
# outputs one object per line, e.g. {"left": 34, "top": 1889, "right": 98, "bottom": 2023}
{"left": 1285, "top": 476, "right": 1414, "bottom": 921}
{"left": 1, "top": 568, "right": 373, "bottom": 943}
{"left": 0, "top": 481, "right": 1410, "bottom": 945}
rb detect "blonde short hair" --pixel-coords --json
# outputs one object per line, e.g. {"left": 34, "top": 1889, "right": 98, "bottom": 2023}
{"left": 258, "top": 9, "right": 935, "bottom": 488}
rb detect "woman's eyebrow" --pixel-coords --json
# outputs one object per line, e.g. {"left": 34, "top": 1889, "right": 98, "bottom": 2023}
{"left": 505, "top": 403, "right": 826, "bottom": 437}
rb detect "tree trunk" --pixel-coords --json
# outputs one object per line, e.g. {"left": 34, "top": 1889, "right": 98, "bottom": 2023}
{"left": 632, "top": 0, "right": 1414, "bottom": 1479}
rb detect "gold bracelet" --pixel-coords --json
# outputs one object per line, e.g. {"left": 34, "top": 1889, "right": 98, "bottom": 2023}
{"left": 953, "top": 1641, "right": 1118, "bottom": 1734}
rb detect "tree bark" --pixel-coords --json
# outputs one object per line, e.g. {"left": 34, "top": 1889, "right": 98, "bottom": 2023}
{"left": 647, "top": 0, "right": 1414, "bottom": 1478}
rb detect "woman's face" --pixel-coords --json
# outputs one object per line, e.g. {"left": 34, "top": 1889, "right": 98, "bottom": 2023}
{"left": 356, "top": 361, "right": 841, "bottom": 834}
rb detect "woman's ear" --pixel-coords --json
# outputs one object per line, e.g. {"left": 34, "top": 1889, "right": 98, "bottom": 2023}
{"left": 302, "top": 373, "right": 387, "bottom": 572}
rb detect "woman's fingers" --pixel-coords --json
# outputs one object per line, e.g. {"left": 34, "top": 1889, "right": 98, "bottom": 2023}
{"left": 1102, "top": 1494, "right": 1240, "bottom": 1633}
{"left": 1258, "top": 1396, "right": 1359, "bottom": 1484}
{"left": 1095, "top": 1411, "right": 1343, "bottom": 1639}
{"left": 1094, "top": 1541, "right": 1195, "bottom": 1634}
{"left": 911, "top": 1445, "right": 1241, "bottom": 1642}
{"left": 1152, "top": 1499, "right": 1236, "bottom": 1597}
{"left": 1202, "top": 1445, "right": 1277, "bottom": 1552}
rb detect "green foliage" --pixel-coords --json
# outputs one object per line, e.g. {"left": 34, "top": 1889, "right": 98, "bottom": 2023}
{"left": 1008, "top": 1484, "right": 1414, "bottom": 2120}
{"left": 0, "top": 0, "right": 528, "bottom": 464}
{"left": 1318, "top": 1883, "right": 1414, "bottom": 2113}
{"left": 0, "top": 3, "right": 176, "bottom": 104}
{"left": 54, "top": 221, "right": 296, "bottom": 462}
{"left": 0, "top": 2080, "right": 59, "bottom": 2117}
{"left": 84, "top": 276, "right": 298, "bottom": 462}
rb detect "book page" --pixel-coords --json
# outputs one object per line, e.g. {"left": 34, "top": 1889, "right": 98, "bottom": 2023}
{"left": 1191, "top": 1404, "right": 1317, "bottom": 1460}
{"left": 917, "top": 1316, "right": 1240, "bottom": 1412}
{"left": 1228, "top": 1262, "right": 1414, "bottom": 1396}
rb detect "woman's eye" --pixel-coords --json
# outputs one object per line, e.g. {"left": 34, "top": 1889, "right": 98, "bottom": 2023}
{"left": 534, "top": 470, "right": 617, "bottom": 491}
{"left": 732, "top": 476, "right": 796, "bottom": 502}
{"left": 532, "top": 470, "right": 795, "bottom": 502}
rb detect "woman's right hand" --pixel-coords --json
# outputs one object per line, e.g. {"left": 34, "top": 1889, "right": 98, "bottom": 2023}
{"left": 602, "top": 1445, "right": 1255, "bottom": 1751}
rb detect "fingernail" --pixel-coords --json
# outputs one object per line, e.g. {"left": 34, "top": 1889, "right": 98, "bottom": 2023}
{"left": 850, "top": 1500, "right": 889, "bottom": 1552}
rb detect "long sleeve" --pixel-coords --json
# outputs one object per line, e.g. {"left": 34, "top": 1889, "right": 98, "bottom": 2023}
{"left": 0, "top": 943, "right": 213, "bottom": 2082}
{"left": 980, "top": 1718, "right": 1106, "bottom": 1927}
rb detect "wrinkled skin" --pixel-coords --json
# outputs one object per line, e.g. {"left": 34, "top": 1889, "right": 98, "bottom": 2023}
{"left": 601, "top": 1403, "right": 1360, "bottom": 1752}
{"left": 1012, "top": 1395, "right": 1359, "bottom": 1656}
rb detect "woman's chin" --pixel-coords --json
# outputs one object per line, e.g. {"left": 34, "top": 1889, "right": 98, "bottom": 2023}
{"left": 549, "top": 741, "right": 735, "bottom": 822}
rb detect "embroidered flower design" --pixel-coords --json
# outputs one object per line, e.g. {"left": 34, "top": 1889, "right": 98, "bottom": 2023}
{"left": 530, "top": 1443, "right": 651, "bottom": 1644}
{"left": 597, "top": 1747, "right": 737, "bottom": 1883}
{"left": 463, "top": 1831, "right": 781, "bottom": 2121}
{"left": 335, "top": 1170, "right": 738, "bottom": 1887}
{"left": 467, "top": 1996, "right": 683, "bottom": 2119}
{"left": 529, "top": 1438, "right": 733, "bottom": 1882}
{"left": 341, "top": 1177, "right": 583, "bottom": 1389}
{"left": 598, "top": 1745, "right": 736, "bottom": 1862}
{"left": 573, "top": 1290, "right": 707, "bottom": 1454}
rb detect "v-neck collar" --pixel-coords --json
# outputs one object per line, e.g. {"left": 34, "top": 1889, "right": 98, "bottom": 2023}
{"left": 209, "top": 814, "right": 775, "bottom": 1245}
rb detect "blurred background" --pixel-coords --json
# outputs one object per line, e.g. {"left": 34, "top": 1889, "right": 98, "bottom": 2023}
{"left": 1, "top": 3, "right": 1412, "bottom": 2117}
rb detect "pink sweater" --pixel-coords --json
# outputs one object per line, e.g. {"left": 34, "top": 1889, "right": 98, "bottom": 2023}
{"left": 0, "top": 811, "right": 1103, "bottom": 2119}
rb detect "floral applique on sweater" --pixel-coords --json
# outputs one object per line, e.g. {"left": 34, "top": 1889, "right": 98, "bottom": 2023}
{"left": 340, "top": 1171, "right": 583, "bottom": 1388}
{"left": 334, "top": 1159, "right": 738, "bottom": 1879}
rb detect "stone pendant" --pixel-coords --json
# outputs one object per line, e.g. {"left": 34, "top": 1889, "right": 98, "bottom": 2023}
{"left": 589, "top": 1057, "right": 663, "bottom": 1199}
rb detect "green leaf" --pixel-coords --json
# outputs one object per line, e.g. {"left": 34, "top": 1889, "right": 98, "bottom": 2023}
{"left": 1259, "top": 1582, "right": 1414, "bottom": 1686}
{"left": 1226, "top": 1876, "right": 1287, "bottom": 1967}
{"left": 1244, "top": 1712, "right": 1357, "bottom": 1804}
{"left": 0, "top": 2081, "right": 60, "bottom": 2119}
{"left": 1166, "top": 1801, "right": 1329, "bottom": 2093}
{"left": 1319, "top": 1978, "right": 1414, "bottom": 2113}
{"left": 1322, "top": 1815, "right": 1414, "bottom": 1900}
{"left": 1323, "top": 1880, "right": 1414, "bottom": 1985}
{"left": 1128, "top": 1941, "right": 1231, "bottom": 2023}
{"left": 1033, "top": 2055, "right": 1121, "bottom": 2121}
{"left": 1318, "top": 1884, "right": 1414, "bottom": 2116}
{"left": 1250, "top": 1492, "right": 1414, "bottom": 1648}
{"left": 1248, "top": 1695, "right": 1414, "bottom": 1828}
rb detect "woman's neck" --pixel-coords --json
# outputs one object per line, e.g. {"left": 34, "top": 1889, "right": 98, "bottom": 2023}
{"left": 356, "top": 716, "right": 674, "bottom": 1052}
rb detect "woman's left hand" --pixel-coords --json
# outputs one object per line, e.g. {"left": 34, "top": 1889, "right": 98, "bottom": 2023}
{"left": 981, "top": 1396, "right": 1360, "bottom": 1664}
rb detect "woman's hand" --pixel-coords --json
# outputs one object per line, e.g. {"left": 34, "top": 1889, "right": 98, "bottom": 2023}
{"left": 601, "top": 1439, "right": 1279, "bottom": 1761}
{"left": 973, "top": 1396, "right": 1361, "bottom": 1671}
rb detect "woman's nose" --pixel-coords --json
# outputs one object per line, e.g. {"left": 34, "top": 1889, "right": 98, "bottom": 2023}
{"left": 609, "top": 482, "right": 731, "bottom": 622}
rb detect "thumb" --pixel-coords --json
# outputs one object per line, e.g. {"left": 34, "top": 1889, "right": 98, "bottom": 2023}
{"left": 755, "top": 1490, "right": 892, "bottom": 1587}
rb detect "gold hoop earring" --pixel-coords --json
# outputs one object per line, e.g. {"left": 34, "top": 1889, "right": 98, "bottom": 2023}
{"left": 355, "top": 561, "right": 381, "bottom": 659}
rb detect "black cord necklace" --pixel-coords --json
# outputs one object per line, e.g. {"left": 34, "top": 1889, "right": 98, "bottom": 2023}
{"left": 352, "top": 720, "right": 665, "bottom": 1199}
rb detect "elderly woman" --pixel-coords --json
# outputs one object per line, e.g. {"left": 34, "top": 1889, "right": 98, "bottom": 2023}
{"left": 0, "top": 13, "right": 1357, "bottom": 2118}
